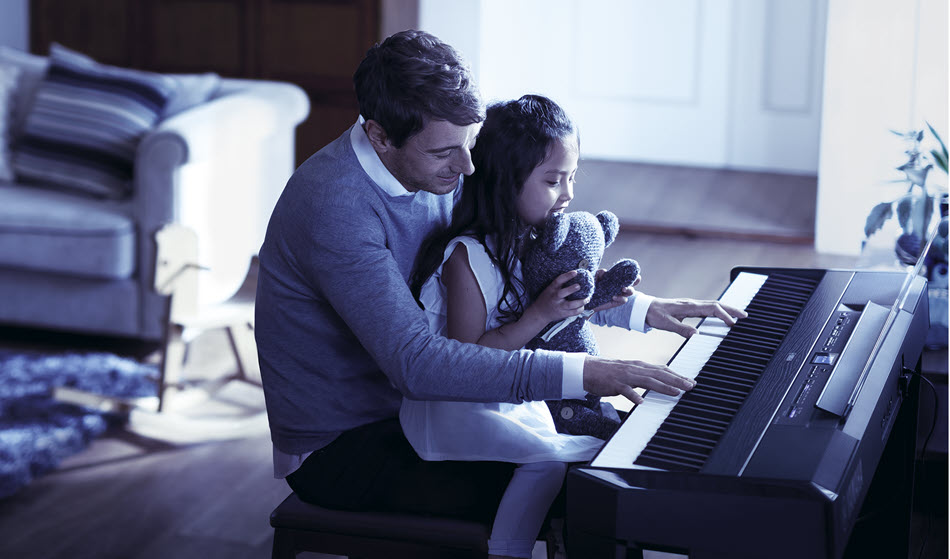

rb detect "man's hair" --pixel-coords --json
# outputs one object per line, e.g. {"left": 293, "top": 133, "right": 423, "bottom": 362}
{"left": 353, "top": 29, "right": 483, "bottom": 148}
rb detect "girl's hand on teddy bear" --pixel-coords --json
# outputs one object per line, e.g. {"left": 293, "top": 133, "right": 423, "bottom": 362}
{"left": 526, "top": 270, "right": 590, "bottom": 326}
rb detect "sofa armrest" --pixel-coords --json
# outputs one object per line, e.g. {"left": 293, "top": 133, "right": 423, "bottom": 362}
{"left": 134, "top": 81, "right": 310, "bottom": 309}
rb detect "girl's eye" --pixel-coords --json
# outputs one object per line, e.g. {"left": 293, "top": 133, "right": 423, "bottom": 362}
{"left": 547, "top": 181, "right": 560, "bottom": 187}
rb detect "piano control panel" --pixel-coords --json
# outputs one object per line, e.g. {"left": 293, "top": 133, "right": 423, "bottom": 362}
{"left": 781, "top": 309, "right": 862, "bottom": 423}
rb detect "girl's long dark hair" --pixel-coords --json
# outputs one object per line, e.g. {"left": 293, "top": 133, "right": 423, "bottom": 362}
{"left": 410, "top": 94, "right": 577, "bottom": 322}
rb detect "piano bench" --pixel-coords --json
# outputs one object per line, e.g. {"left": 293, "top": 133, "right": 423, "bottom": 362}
{"left": 270, "top": 492, "right": 494, "bottom": 558}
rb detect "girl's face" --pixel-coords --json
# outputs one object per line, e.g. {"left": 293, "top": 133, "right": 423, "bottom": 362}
{"left": 516, "top": 136, "right": 579, "bottom": 227}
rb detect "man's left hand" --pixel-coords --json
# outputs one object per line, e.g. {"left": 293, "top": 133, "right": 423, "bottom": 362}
{"left": 646, "top": 298, "right": 748, "bottom": 338}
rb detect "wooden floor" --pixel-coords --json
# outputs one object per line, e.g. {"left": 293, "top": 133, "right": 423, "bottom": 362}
{"left": 0, "top": 162, "right": 945, "bottom": 559}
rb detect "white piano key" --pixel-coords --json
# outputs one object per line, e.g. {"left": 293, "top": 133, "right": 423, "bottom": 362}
{"left": 591, "top": 272, "right": 768, "bottom": 471}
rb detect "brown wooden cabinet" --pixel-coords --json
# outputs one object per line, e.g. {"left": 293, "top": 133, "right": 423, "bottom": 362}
{"left": 30, "top": 0, "right": 380, "bottom": 165}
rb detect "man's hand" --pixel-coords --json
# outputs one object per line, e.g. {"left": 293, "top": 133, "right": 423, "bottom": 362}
{"left": 646, "top": 297, "right": 748, "bottom": 338}
{"left": 583, "top": 355, "right": 695, "bottom": 405}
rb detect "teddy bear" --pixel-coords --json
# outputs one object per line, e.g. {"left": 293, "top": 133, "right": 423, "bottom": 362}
{"left": 523, "top": 210, "right": 640, "bottom": 440}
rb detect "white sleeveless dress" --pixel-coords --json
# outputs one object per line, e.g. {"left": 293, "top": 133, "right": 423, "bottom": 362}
{"left": 399, "top": 236, "right": 603, "bottom": 463}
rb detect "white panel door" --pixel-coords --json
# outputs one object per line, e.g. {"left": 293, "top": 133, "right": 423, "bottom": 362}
{"left": 470, "top": 0, "right": 826, "bottom": 173}
{"left": 728, "top": 0, "right": 828, "bottom": 173}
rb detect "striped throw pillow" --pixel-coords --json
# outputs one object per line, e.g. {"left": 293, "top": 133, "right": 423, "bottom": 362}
{"left": 13, "top": 44, "right": 175, "bottom": 199}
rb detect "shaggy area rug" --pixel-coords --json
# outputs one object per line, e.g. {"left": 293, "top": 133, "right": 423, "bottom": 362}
{"left": 0, "top": 350, "right": 157, "bottom": 498}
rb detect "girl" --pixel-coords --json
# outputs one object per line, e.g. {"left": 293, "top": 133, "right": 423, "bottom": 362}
{"left": 400, "top": 94, "right": 646, "bottom": 559}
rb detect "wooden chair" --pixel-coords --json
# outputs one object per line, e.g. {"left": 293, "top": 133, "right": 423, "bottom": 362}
{"left": 270, "top": 492, "right": 559, "bottom": 559}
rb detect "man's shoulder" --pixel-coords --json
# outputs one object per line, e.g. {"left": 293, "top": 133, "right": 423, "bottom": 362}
{"left": 288, "top": 131, "right": 375, "bottom": 207}
{"left": 297, "top": 128, "right": 359, "bottom": 178}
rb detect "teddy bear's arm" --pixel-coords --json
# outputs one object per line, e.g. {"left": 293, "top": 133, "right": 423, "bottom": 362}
{"left": 587, "top": 259, "right": 640, "bottom": 310}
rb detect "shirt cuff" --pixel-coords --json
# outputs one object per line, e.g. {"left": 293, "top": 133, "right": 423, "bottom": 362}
{"left": 629, "top": 292, "right": 655, "bottom": 332}
{"left": 561, "top": 352, "right": 587, "bottom": 399}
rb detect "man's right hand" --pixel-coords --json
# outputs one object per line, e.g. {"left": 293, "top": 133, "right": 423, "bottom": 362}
{"left": 583, "top": 355, "right": 695, "bottom": 405}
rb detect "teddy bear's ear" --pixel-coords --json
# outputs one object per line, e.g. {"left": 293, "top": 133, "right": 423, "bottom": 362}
{"left": 596, "top": 211, "right": 620, "bottom": 247}
{"left": 540, "top": 212, "right": 571, "bottom": 250}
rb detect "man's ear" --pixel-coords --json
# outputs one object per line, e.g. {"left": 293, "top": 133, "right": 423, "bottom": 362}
{"left": 363, "top": 120, "right": 393, "bottom": 153}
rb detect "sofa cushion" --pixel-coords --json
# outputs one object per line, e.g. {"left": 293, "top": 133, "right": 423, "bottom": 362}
{"left": 164, "top": 72, "right": 222, "bottom": 118}
{"left": 0, "top": 59, "right": 19, "bottom": 182}
{"left": 13, "top": 43, "right": 175, "bottom": 199}
{"left": 0, "top": 47, "right": 47, "bottom": 140}
{"left": 0, "top": 184, "right": 135, "bottom": 279}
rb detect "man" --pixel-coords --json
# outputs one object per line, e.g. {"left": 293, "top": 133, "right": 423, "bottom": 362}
{"left": 255, "top": 29, "right": 745, "bottom": 524}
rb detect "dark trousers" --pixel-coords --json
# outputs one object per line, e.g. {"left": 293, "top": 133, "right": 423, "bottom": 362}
{"left": 286, "top": 418, "right": 518, "bottom": 524}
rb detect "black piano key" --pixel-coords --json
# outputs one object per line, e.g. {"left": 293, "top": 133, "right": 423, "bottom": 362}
{"left": 685, "top": 392, "right": 745, "bottom": 413}
{"left": 702, "top": 363, "right": 769, "bottom": 383}
{"left": 662, "top": 413, "right": 728, "bottom": 435}
{"left": 700, "top": 371, "right": 760, "bottom": 387}
{"left": 674, "top": 399, "right": 735, "bottom": 421}
{"left": 660, "top": 421, "right": 723, "bottom": 446}
{"left": 696, "top": 376, "right": 757, "bottom": 396}
{"left": 633, "top": 273, "right": 818, "bottom": 472}
{"left": 640, "top": 440, "right": 711, "bottom": 463}
{"left": 710, "top": 353, "right": 772, "bottom": 370}
{"left": 652, "top": 432, "right": 717, "bottom": 452}
{"left": 718, "top": 340, "right": 774, "bottom": 360}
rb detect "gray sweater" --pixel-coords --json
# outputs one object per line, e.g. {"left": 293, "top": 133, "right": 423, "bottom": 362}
{"left": 255, "top": 125, "right": 564, "bottom": 455}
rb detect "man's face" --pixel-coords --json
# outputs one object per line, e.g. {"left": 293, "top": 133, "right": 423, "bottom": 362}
{"left": 373, "top": 119, "right": 481, "bottom": 195}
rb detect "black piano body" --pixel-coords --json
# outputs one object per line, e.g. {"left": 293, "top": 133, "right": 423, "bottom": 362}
{"left": 567, "top": 267, "right": 930, "bottom": 559}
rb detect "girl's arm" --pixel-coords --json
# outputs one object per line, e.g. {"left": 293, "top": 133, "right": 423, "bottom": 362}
{"left": 443, "top": 243, "right": 587, "bottom": 350}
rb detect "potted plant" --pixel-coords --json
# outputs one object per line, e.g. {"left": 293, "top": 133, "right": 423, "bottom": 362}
{"left": 863, "top": 123, "right": 948, "bottom": 266}
{"left": 863, "top": 123, "right": 948, "bottom": 348}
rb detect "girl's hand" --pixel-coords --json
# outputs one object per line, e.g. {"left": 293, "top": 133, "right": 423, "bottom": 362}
{"left": 525, "top": 270, "right": 589, "bottom": 325}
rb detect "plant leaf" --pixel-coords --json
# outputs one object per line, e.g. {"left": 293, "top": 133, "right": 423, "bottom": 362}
{"left": 896, "top": 196, "right": 912, "bottom": 232}
{"left": 932, "top": 148, "right": 948, "bottom": 174}
{"left": 927, "top": 121, "right": 948, "bottom": 156}
{"left": 927, "top": 121, "right": 949, "bottom": 173}
{"left": 864, "top": 202, "right": 893, "bottom": 237}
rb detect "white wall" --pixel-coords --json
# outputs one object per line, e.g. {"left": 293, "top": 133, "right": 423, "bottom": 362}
{"left": 381, "top": 0, "right": 419, "bottom": 40}
{"left": 816, "top": 0, "right": 948, "bottom": 256}
{"left": 0, "top": 0, "right": 28, "bottom": 50}
{"left": 418, "top": 0, "right": 482, "bottom": 79}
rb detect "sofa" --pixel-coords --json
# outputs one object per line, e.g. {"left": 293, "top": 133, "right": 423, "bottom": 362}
{"left": 0, "top": 44, "right": 310, "bottom": 342}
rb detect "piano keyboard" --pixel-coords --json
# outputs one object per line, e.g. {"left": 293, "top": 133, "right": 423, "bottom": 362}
{"left": 591, "top": 271, "right": 820, "bottom": 472}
